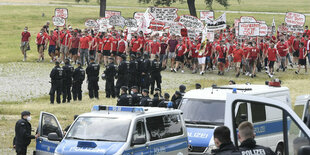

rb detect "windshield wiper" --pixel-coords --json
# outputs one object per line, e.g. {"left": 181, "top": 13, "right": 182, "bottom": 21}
{"left": 185, "top": 120, "right": 222, "bottom": 125}
{"left": 66, "top": 136, "right": 85, "bottom": 140}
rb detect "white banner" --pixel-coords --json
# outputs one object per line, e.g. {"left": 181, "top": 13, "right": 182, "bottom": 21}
{"left": 179, "top": 15, "right": 204, "bottom": 29}
{"left": 97, "top": 18, "right": 112, "bottom": 32}
{"left": 240, "top": 16, "right": 256, "bottom": 23}
{"left": 259, "top": 24, "right": 268, "bottom": 36}
{"left": 55, "top": 8, "right": 68, "bottom": 19}
{"left": 169, "top": 23, "right": 182, "bottom": 36}
{"left": 205, "top": 13, "right": 226, "bottom": 31}
{"left": 200, "top": 11, "right": 214, "bottom": 21}
{"left": 85, "top": 19, "right": 98, "bottom": 28}
{"left": 138, "top": 8, "right": 152, "bottom": 33}
{"left": 109, "top": 15, "right": 126, "bottom": 28}
{"left": 285, "top": 12, "right": 305, "bottom": 26}
{"left": 125, "top": 18, "right": 137, "bottom": 28}
{"left": 287, "top": 25, "right": 304, "bottom": 33}
{"left": 148, "top": 7, "right": 178, "bottom": 23}
{"left": 52, "top": 16, "right": 65, "bottom": 27}
{"left": 105, "top": 10, "right": 121, "bottom": 18}
{"left": 238, "top": 22, "right": 260, "bottom": 36}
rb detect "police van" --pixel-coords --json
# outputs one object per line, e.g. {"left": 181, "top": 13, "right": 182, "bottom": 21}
{"left": 34, "top": 106, "right": 188, "bottom": 155}
{"left": 179, "top": 84, "right": 292, "bottom": 154}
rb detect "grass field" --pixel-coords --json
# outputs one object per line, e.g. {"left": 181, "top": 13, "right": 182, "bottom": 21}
{"left": 0, "top": 0, "right": 310, "bottom": 154}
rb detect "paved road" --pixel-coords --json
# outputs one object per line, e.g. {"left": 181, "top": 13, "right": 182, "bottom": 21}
{"left": 1, "top": 2, "right": 310, "bottom": 16}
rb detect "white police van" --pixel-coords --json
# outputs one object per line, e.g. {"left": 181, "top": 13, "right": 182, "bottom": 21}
{"left": 34, "top": 106, "right": 188, "bottom": 155}
{"left": 179, "top": 84, "right": 292, "bottom": 154}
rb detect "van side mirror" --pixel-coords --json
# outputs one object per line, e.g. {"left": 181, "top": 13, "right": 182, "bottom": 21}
{"left": 131, "top": 138, "right": 146, "bottom": 146}
{"left": 48, "top": 132, "right": 62, "bottom": 141}
{"left": 298, "top": 146, "right": 310, "bottom": 155}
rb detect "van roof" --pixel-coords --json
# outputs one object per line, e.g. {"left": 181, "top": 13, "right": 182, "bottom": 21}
{"left": 184, "top": 84, "right": 289, "bottom": 100}
{"left": 295, "top": 95, "right": 310, "bottom": 106}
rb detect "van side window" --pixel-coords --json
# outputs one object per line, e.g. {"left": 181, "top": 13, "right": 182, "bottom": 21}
{"left": 41, "top": 113, "right": 62, "bottom": 137}
{"left": 251, "top": 104, "right": 266, "bottom": 123}
{"left": 236, "top": 103, "right": 248, "bottom": 125}
{"left": 133, "top": 120, "right": 146, "bottom": 141}
{"left": 146, "top": 114, "right": 183, "bottom": 141}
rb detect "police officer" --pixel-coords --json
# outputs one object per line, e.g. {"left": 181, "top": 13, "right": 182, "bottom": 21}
{"left": 211, "top": 126, "right": 241, "bottom": 155}
{"left": 62, "top": 58, "right": 74, "bottom": 103}
{"left": 139, "top": 89, "right": 152, "bottom": 106}
{"left": 136, "top": 52, "right": 143, "bottom": 90}
{"left": 150, "top": 54, "right": 162, "bottom": 94}
{"left": 13, "top": 111, "right": 38, "bottom": 155}
{"left": 238, "top": 121, "right": 276, "bottom": 155}
{"left": 171, "top": 85, "right": 186, "bottom": 103}
{"left": 152, "top": 88, "right": 163, "bottom": 107}
{"left": 195, "top": 83, "right": 202, "bottom": 89}
{"left": 104, "top": 57, "right": 117, "bottom": 98}
{"left": 49, "top": 61, "right": 64, "bottom": 104}
{"left": 128, "top": 54, "right": 138, "bottom": 89}
{"left": 158, "top": 93, "right": 170, "bottom": 108}
{"left": 115, "top": 54, "right": 129, "bottom": 97}
{"left": 172, "top": 91, "right": 182, "bottom": 109}
{"left": 117, "top": 86, "right": 132, "bottom": 106}
{"left": 140, "top": 53, "right": 151, "bottom": 91}
{"left": 131, "top": 86, "right": 142, "bottom": 106}
{"left": 72, "top": 61, "right": 85, "bottom": 101}
{"left": 86, "top": 57, "right": 100, "bottom": 99}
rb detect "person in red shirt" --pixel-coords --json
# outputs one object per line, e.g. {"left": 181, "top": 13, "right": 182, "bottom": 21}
{"left": 21, "top": 26, "right": 31, "bottom": 61}
{"left": 160, "top": 38, "right": 168, "bottom": 67}
{"left": 130, "top": 35, "right": 143, "bottom": 56}
{"left": 190, "top": 40, "right": 199, "bottom": 74}
{"left": 88, "top": 33, "right": 98, "bottom": 59}
{"left": 150, "top": 39, "right": 161, "bottom": 60}
{"left": 291, "top": 35, "right": 301, "bottom": 65}
{"left": 248, "top": 42, "right": 259, "bottom": 78}
{"left": 242, "top": 43, "right": 251, "bottom": 76}
{"left": 78, "top": 33, "right": 90, "bottom": 66}
{"left": 96, "top": 34, "right": 104, "bottom": 64}
{"left": 233, "top": 44, "right": 243, "bottom": 77}
{"left": 174, "top": 39, "right": 187, "bottom": 73}
{"left": 276, "top": 39, "right": 288, "bottom": 72}
{"left": 116, "top": 35, "right": 128, "bottom": 65}
{"left": 111, "top": 34, "right": 119, "bottom": 59}
{"left": 205, "top": 40, "right": 213, "bottom": 71}
{"left": 69, "top": 32, "right": 80, "bottom": 64}
{"left": 48, "top": 30, "right": 58, "bottom": 62}
{"left": 267, "top": 43, "right": 277, "bottom": 76}
{"left": 35, "top": 29, "right": 47, "bottom": 62}
{"left": 59, "top": 28, "right": 71, "bottom": 63}
{"left": 227, "top": 40, "right": 236, "bottom": 70}
{"left": 295, "top": 42, "right": 308, "bottom": 74}
{"left": 215, "top": 40, "right": 227, "bottom": 75}
{"left": 102, "top": 34, "right": 113, "bottom": 66}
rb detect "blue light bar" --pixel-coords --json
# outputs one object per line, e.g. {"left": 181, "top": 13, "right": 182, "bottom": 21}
{"left": 92, "top": 105, "right": 144, "bottom": 113}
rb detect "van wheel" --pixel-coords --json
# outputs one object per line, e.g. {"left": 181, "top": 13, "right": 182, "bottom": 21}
{"left": 275, "top": 144, "right": 284, "bottom": 155}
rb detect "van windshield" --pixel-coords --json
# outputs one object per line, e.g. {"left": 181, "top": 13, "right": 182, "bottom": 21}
{"left": 66, "top": 117, "right": 131, "bottom": 142}
{"left": 179, "top": 99, "right": 225, "bottom": 125}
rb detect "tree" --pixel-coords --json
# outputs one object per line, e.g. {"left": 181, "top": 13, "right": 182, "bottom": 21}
{"left": 99, "top": 0, "right": 106, "bottom": 17}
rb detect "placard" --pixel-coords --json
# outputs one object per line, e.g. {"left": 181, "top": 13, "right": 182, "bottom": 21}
{"left": 240, "top": 16, "right": 256, "bottom": 23}
{"left": 285, "top": 12, "right": 305, "bottom": 26}
{"left": 169, "top": 23, "right": 182, "bottom": 36}
{"left": 179, "top": 15, "right": 204, "bottom": 29}
{"left": 97, "top": 18, "right": 111, "bottom": 32}
{"left": 54, "top": 8, "right": 68, "bottom": 19}
{"left": 105, "top": 10, "right": 121, "bottom": 18}
{"left": 85, "top": 19, "right": 98, "bottom": 28}
{"left": 133, "top": 12, "right": 144, "bottom": 20}
{"left": 238, "top": 22, "right": 260, "bottom": 36}
{"left": 200, "top": 11, "right": 214, "bottom": 21}
{"left": 109, "top": 15, "right": 126, "bottom": 28}
{"left": 278, "top": 25, "right": 288, "bottom": 33}
{"left": 125, "top": 18, "right": 137, "bottom": 28}
{"left": 259, "top": 24, "right": 268, "bottom": 36}
{"left": 52, "top": 16, "right": 65, "bottom": 27}
{"left": 148, "top": 7, "right": 178, "bottom": 23}
{"left": 287, "top": 25, "right": 304, "bottom": 33}
{"left": 148, "top": 20, "right": 165, "bottom": 31}
{"left": 205, "top": 13, "right": 226, "bottom": 31}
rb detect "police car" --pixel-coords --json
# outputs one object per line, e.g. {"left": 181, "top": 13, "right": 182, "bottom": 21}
{"left": 34, "top": 106, "right": 188, "bottom": 155}
{"left": 179, "top": 84, "right": 293, "bottom": 154}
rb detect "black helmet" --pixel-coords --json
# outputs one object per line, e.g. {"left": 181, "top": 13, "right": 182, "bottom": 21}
{"left": 179, "top": 85, "right": 186, "bottom": 92}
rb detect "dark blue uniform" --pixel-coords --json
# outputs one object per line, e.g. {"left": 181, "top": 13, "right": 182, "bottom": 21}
{"left": 49, "top": 65, "right": 64, "bottom": 104}
{"left": 104, "top": 62, "right": 117, "bottom": 98}
{"left": 62, "top": 63, "right": 74, "bottom": 103}
{"left": 150, "top": 60, "right": 162, "bottom": 94}
{"left": 72, "top": 66, "right": 85, "bottom": 101}
{"left": 86, "top": 62, "right": 100, "bottom": 99}
{"left": 115, "top": 60, "right": 129, "bottom": 97}
{"left": 141, "top": 58, "right": 151, "bottom": 91}
{"left": 14, "top": 119, "right": 35, "bottom": 155}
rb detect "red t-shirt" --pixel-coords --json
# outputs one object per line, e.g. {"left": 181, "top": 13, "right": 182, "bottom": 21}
{"left": 299, "top": 48, "right": 306, "bottom": 59}
{"left": 118, "top": 40, "right": 126, "bottom": 53}
{"left": 151, "top": 42, "right": 160, "bottom": 54}
{"left": 293, "top": 40, "right": 300, "bottom": 51}
{"left": 21, "top": 32, "right": 31, "bottom": 42}
{"left": 205, "top": 43, "right": 212, "bottom": 57}
{"left": 250, "top": 47, "right": 259, "bottom": 59}
{"left": 276, "top": 43, "right": 288, "bottom": 57}
{"left": 97, "top": 38, "right": 103, "bottom": 51}
{"left": 243, "top": 47, "right": 251, "bottom": 59}
{"left": 60, "top": 33, "right": 71, "bottom": 46}
{"left": 191, "top": 43, "right": 199, "bottom": 58}
{"left": 233, "top": 49, "right": 243, "bottom": 62}
{"left": 79, "top": 37, "right": 90, "bottom": 49}
{"left": 70, "top": 36, "right": 80, "bottom": 48}
{"left": 103, "top": 37, "right": 113, "bottom": 51}
{"left": 267, "top": 48, "right": 277, "bottom": 61}
{"left": 112, "top": 38, "right": 118, "bottom": 51}
{"left": 216, "top": 45, "right": 226, "bottom": 59}
{"left": 131, "top": 38, "right": 142, "bottom": 52}
{"left": 176, "top": 44, "right": 186, "bottom": 57}
{"left": 48, "top": 35, "right": 57, "bottom": 46}
{"left": 36, "top": 33, "right": 45, "bottom": 45}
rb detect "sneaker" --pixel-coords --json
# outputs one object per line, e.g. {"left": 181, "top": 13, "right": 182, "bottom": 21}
{"left": 290, "top": 64, "right": 294, "bottom": 68}
{"left": 23, "top": 58, "right": 26, "bottom": 62}
{"left": 268, "top": 73, "right": 273, "bottom": 78}
{"left": 170, "top": 68, "right": 173, "bottom": 72}
{"left": 251, "top": 74, "right": 254, "bottom": 78}
{"left": 236, "top": 73, "right": 240, "bottom": 78}
{"left": 295, "top": 71, "right": 299, "bottom": 74}
{"left": 181, "top": 70, "right": 184, "bottom": 73}
{"left": 276, "top": 68, "right": 279, "bottom": 72}
{"left": 173, "top": 69, "right": 177, "bottom": 73}
{"left": 249, "top": 73, "right": 252, "bottom": 77}
{"left": 245, "top": 72, "right": 249, "bottom": 76}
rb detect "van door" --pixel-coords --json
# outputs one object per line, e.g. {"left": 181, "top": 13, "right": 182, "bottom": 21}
{"left": 35, "top": 112, "right": 63, "bottom": 155}
{"left": 299, "top": 97, "right": 310, "bottom": 129}
{"left": 126, "top": 119, "right": 149, "bottom": 154}
{"left": 225, "top": 94, "right": 310, "bottom": 155}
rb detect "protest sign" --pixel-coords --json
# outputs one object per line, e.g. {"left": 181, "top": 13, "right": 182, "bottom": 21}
{"left": 52, "top": 16, "right": 65, "bottom": 27}
{"left": 169, "top": 23, "right": 182, "bottom": 36}
{"left": 137, "top": 8, "right": 152, "bottom": 33}
{"left": 200, "top": 11, "right": 214, "bottom": 21}
{"left": 148, "top": 7, "right": 178, "bottom": 23}
{"left": 109, "top": 15, "right": 126, "bottom": 28}
{"left": 287, "top": 25, "right": 304, "bottom": 33}
{"left": 278, "top": 25, "right": 288, "bottom": 33}
{"left": 105, "top": 10, "right": 121, "bottom": 18}
{"left": 238, "top": 22, "right": 260, "bottom": 36}
{"left": 234, "top": 18, "right": 240, "bottom": 36}
{"left": 179, "top": 15, "right": 204, "bottom": 29}
{"left": 97, "top": 18, "right": 111, "bottom": 32}
{"left": 259, "top": 23, "right": 268, "bottom": 36}
{"left": 85, "top": 19, "right": 98, "bottom": 28}
{"left": 285, "top": 12, "right": 305, "bottom": 26}
{"left": 204, "top": 13, "right": 226, "bottom": 31}
{"left": 148, "top": 20, "right": 165, "bottom": 31}
{"left": 187, "top": 29, "right": 196, "bottom": 39}
{"left": 240, "top": 16, "right": 256, "bottom": 23}
{"left": 55, "top": 8, "right": 68, "bottom": 19}
{"left": 202, "top": 27, "right": 214, "bottom": 42}
{"left": 133, "top": 12, "right": 144, "bottom": 20}
{"left": 125, "top": 18, "right": 137, "bottom": 28}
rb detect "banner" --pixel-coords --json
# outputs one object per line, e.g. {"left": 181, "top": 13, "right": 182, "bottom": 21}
{"left": 109, "top": 15, "right": 126, "bottom": 28}
{"left": 52, "top": 16, "right": 65, "bottom": 27}
{"left": 54, "top": 8, "right": 68, "bottom": 19}
{"left": 85, "top": 19, "right": 98, "bottom": 28}
{"left": 169, "top": 23, "right": 182, "bottom": 36}
{"left": 202, "top": 27, "right": 214, "bottom": 42}
{"left": 105, "top": 10, "right": 121, "bottom": 18}
{"left": 133, "top": 12, "right": 144, "bottom": 20}
{"left": 148, "top": 7, "right": 178, "bottom": 23}
{"left": 287, "top": 25, "right": 304, "bottom": 33}
{"left": 200, "top": 11, "right": 214, "bottom": 21}
{"left": 285, "top": 12, "right": 305, "bottom": 26}
{"left": 187, "top": 29, "right": 196, "bottom": 38}
{"left": 97, "top": 18, "right": 111, "bottom": 32}
{"left": 205, "top": 13, "right": 226, "bottom": 31}
{"left": 240, "top": 16, "right": 256, "bottom": 23}
{"left": 125, "top": 18, "right": 137, "bottom": 28}
{"left": 259, "top": 23, "right": 268, "bottom": 36}
{"left": 148, "top": 20, "right": 165, "bottom": 31}
{"left": 278, "top": 25, "right": 288, "bottom": 33}
{"left": 179, "top": 15, "right": 204, "bottom": 29}
{"left": 138, "top": 8, "right": 152, "bottom": 33}
{"left": 238, "top": 22, "right": 260, "bottom": 36}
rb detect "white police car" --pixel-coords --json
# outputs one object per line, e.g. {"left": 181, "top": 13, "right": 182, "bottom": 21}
{"left": 34, "top": 106, "right": 188, "bottom": 155}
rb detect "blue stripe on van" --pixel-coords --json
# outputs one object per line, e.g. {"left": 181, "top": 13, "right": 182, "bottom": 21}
{"left": 254, "top": 119, "right": 291, "bottom": 136}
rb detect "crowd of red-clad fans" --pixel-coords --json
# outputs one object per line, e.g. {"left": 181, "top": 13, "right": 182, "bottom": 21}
{"left": 20, "top": 21, "right": 310, "bottom": 77}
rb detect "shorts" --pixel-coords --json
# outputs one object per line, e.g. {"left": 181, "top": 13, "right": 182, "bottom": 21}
{"left": 218, "top": 58, "right": 226, "bottom": 64}
{"left": 185, "top": 52, "right": 190, "bottom": 59}
{"left": 168, "top": 52, "right": 176, "bottom": 59}
{"left": 160, "top": 54, "right": 167, "bottom": 61}
{"left": 175, "top": 55, "right": 184, "bottom": 63}
{"left": 235, "top": 62, "right": 241, "bottom": 68}
{"left": 111, "top": 51, "right": 117, "bottom": 56}
{"left": 20, "top": 42, "right": 29, "bottom": 51}
{"left": 250, "top": 58, "right": 257, "bottom": 65}
{"left": 206, "top": 56, "right": 211, "bottom": 63}
{"left": 89, "top": 50, "right": 95, "bottom": 56}
{"left": 103, "top": 50, "right": 111, "bottom": 56}
{"left": 117, "top": 52, "right": 125, "bottom": 57}
{"left": 48, "top": 45, "right": 56, "bottom": 54}
{"left": 269, "top": 61, "right": 275, "bottom": 68}
{"left": 191, "top": 57, "right": 198, "bottom": 64}
{"left": 70, "top": 48, "right": 78, "bottom": 55}
{"left": 293, "top": 50, "right": 299, "bottom": 57}
{"left": 280, "top": 56, "right": 286, "bottom": 64}
{"left": 60, "top": 45, "right": 68, "bottom": 54}
{"left": 198, "top": 57, "right": 206, "bottom": 64}
{"left": 37, "top": 44, "right": 44, "bottom": 52}
{"left": 299, "top": 59, "right": 306, "bottom": 66}
{"left": 130, "top": 51, "right": 136, "bottom": 56}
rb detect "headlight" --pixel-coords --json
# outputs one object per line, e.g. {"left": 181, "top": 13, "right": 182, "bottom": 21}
{"left": 205, "top": 144, "right": 217, "bottom": 154}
